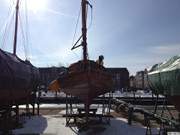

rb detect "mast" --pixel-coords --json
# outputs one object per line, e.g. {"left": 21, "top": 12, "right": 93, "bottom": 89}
{"left": 82, "top": 0, "right": 88, "bottom": 61}
{"left": 13, "top": 0, "right": 20, "bottom": 55}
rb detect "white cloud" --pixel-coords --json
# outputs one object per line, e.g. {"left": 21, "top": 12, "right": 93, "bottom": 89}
{"left": 150, "top": 44, "right": 180, "bottom": 55}
{"left": 29, "top": 44, "right": 82, "bottom": 67}
{"left": 44, "top": 8, "right": 75, "bottom": 19}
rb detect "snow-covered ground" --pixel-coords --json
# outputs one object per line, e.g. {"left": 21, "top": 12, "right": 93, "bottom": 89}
{"left": 112, "top": 90, "right": 164, "bottom": 98}
{"left": 18, "top": 104, "right": 67, "bottom": 109}
{"left": 13, "top": 115, "right": 158, "bottom": 135}
{"left": 13, "top": 109, "right": 158, "bottom": 135}
{"left": 18, "top": 104, "right": 110, "bottom": 109}
{"left": 40, "top": 91, "right": 67, "bottom": 98}
{"left": 40, "top": 90, "right": 164, "bottom": 98}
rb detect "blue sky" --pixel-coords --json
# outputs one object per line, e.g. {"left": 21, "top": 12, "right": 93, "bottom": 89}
{"left": 0, "top": 0, "right": 180, "bottom": 75}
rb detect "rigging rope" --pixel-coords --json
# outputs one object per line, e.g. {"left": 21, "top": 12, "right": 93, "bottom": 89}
{"left": 71, "top": 5, "right": 81, "bottom": 48}
{"left": 18, "top": 0, "right": 30, "bottom": 60}
{"left": 71, "top": 0, "right": 93, "bottom": 60}
{"left": 1, "top": 12, "right": 15, "bottom": 50}
{"left": 71, "top": 4, "right": 81, "bottom": 60}
{"left": 0, "top": 0, "right": 30, "bottom": 61}
{"left": 0, "top": 0, "right": 15, "bottom": 50}
{"left": 24, "top": 0, "right": 31, "bottom": 61}
{"left": 19, "top": 12, "right": 28, "bottom": 60}
{"left": 87, "top": 1, "right": 93, "bottom": 30}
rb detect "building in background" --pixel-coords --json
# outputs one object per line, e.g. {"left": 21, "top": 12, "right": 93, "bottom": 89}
{"left": 131, "top": 69, "right": 149, "bottom": 91}
{"left": 107, "top": 68, "right": 129, "bottom": 91}
{"left": 144, "top": 69, "right": 149, "bottom": 90}
{"left": 135, "top": 71, "right": 145, "bottom": 90}
{"left": 38, "top": 67, "right": 129, "bottom": 92}
{"left": 129, "top": 75, "right": 136, "bottom": 90}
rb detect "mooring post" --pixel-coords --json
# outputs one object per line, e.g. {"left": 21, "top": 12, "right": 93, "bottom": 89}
{"left": 32, "top": 104, "right": 35, "bottom": 115}
{"left": 16, "top": 105, "right": 19, "bottom": 123}
{"left": 32, "top": 93, "right": 36, "bottom": 115}
{"left": 102, "top": 94, "right": 105, "bottom": 115}
{"left": 26, "top": 104, "right": 30, "bottom": 118}
{"left": 65, "top": 94, "right": 69, "bottom": 125}
{"left": 128, "top": 106, "right": 134, "bottom": 125}
{"left": 37, "top": 102, "right": 40, "bottom": 115}
{"left": 85, "top": 103, "right": 89, "bottom": 123}
{"left": 144, "top": 114, "right": 152, "bottom": 135}
{"left": 37, "top": 90, "right": 40, "bottom": 115}
{"left": 3, "top": 108, "right": 11, "bottom": 134}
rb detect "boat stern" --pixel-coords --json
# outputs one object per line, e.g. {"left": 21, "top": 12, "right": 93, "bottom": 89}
{"left": 48, "top": 79, "right": 60, "bottom": 92}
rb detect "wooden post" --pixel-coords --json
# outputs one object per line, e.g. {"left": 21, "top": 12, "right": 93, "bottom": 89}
{"left": 16, "top": 105, "right": 19, "bottom": 123}
{"left": 37, "top": 90, "right": 40, "bottom": 115}
{"left": 32, "top": 104, "right": 35, "bottom": 115}
{"left": 85, "top": 103, "right": 89, "bottom": 123}
{"left": 81, "top": 0, "right": 88, "bottom": 62}
{"left": 128, "top": 106, "right": 133, "bottom": 125}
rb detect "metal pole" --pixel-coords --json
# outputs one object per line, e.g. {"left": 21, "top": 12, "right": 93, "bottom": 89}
{"left": 13, "top": 0, "right": 20, "bottom": 55}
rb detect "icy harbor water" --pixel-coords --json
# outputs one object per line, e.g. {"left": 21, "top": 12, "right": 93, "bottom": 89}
{"left": 12, "top": 108, "right": 158, "bottom": 135}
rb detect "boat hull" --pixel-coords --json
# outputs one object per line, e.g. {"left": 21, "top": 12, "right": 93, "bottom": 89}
{"left": 49, "top": 60, "right": 113, "bottom": 105}
{"left": 59, "top": 70, "right": 112, "bottom": 104}
{"left": 0, "top": 49, "right": 40, "bottom": 107}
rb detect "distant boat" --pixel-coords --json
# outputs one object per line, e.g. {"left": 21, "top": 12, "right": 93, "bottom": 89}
{"left": 148, "top": 55, "right": 180, "bottom": 112}
{"left": 0, "top": 0, "right": 39, "bottom": 107}
{"left": 49, "top": 0, "right": 113, "bottom": 113}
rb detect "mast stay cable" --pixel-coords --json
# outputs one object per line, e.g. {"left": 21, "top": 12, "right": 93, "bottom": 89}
{"left": 24, "top": 0, "right": 31, "bottom": 61}
{"left": 19, "top": 12, "right": 29, "bottom": 60}
{"left": 71, "top": 0, "right": 93, "bottom": 53}
{"left": 0, "top": 0, "right": 15, "bottom": 50}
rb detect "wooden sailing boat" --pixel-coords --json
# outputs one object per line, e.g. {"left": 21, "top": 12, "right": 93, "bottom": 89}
{"left": 49, "top": 0, "right": 113, "bottom": 112}
{"left": 0, "top": 0, "right": 39, "bottom": 107}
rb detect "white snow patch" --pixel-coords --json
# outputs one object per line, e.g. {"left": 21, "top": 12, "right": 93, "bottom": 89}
{"left": 39, "top": 91, "right": 164, "bottom": 98}
{"left": 40, "top": 91, "right": 66, "bottom": 98}
{"left": 12, "top": 115, "right": 158, "bottom": 135}
{"left": 40, "top": 104, "right": 66, "bottom": 108}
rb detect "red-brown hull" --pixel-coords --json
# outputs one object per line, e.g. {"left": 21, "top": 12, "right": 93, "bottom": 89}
{"left": 58, "top": 60, "right": 113, "bottom": 105}
{"left": 0, "top": 90, "right": 31, "bottom": 107}
{"left": 61, "top": 71, "right": 112, "bottom": 104}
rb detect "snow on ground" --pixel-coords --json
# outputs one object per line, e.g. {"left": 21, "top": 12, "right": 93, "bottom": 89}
{"left": 40, "top": 90, "right": 164, "bottom": 98}
{"left": 112, "top": 90, "right": 164, "bottom": 98}
{"left": 13, "top": 116, "right": 158, "bottom": 135}
{"left": 13, "top": 111, "right": 158, "bottom": 135}
{"left": 18, "top": 103, "right": 112, "bottom": 110}
{"left": 40, "top": 91, "right": 66, "bottom": 98}
{"left": 17, "top": 104, "right": 64, "bottom": 109}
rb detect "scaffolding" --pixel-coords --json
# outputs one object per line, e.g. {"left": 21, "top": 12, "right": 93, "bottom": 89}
{"left": 144, "top": 95, "right": 180, "bottom": 135}
{"left": 64, "top": 91, "right": 113, "bottom": 127}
